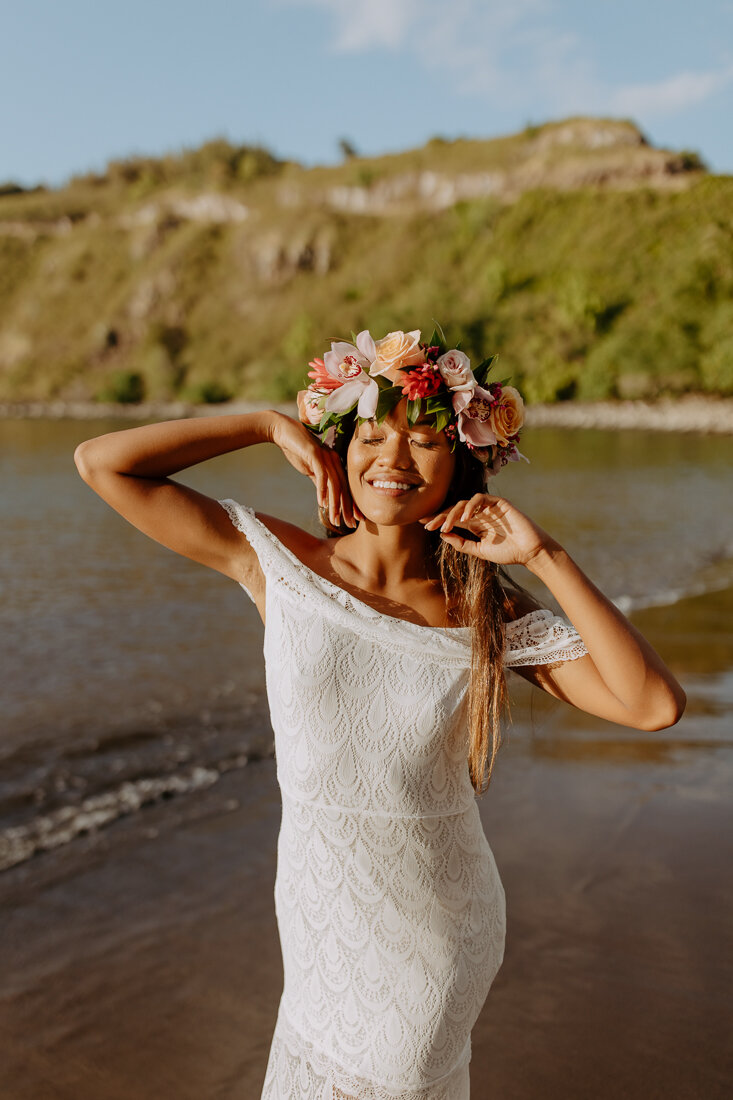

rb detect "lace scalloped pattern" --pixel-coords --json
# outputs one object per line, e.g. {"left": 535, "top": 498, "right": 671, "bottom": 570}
{"left": 503, "top": 608, "right": 588, "bottom": 667}
{"left": 216, "top": 499, "right": 583, "bottom": 1098}
{"left": 217, "top": 499, "right": 587, "bottom": 671}
{"left": 262, "top": 1007, "right": 471, "bottom": 1099}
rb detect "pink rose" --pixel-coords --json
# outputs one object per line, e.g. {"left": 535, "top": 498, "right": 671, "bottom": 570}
{"left": 436, "top": 349, "right": 475, "bottom": 391}
{"left": 297, "top": 387, "right": 327, "bottom": 425}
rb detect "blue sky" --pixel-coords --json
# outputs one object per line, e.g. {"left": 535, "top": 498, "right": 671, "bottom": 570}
{"left": 2, "top": 0, "right": 732, "bottom": 188}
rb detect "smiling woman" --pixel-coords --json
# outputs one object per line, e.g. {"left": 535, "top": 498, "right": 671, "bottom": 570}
{"left": 74, "top": 326, "right": 685, "bottom": 1100}
{"left": 349, "top": 408, "right": 456, "bottom": 523}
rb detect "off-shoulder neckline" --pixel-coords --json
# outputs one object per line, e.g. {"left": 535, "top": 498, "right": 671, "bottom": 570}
{"left": 246, "top": 506, "right": 472, "bottom": 636}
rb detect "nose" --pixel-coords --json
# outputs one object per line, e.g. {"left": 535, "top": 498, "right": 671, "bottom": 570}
{"left": 376, "top": 429, "right": 413, "bottom": 469}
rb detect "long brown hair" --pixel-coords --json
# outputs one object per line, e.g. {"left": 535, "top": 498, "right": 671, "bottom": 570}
{"left": 321, "top": 423, "right": 535, "bottom": 794}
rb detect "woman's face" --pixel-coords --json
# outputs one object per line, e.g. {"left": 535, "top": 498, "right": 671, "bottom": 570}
{"left": 347, "top": 399, "right": 456, "bottom": 526}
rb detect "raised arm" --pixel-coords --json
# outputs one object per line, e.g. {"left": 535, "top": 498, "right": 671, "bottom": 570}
{"left": 74, "top": 411, "right": 355, "bottom": 602}
{"left": 423, "top": 493, "right": 687, "bottom": 732}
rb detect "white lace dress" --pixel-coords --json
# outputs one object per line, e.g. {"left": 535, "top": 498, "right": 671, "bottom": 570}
{"left": 218, "top": 500, "right": 588, "bottom": 1100}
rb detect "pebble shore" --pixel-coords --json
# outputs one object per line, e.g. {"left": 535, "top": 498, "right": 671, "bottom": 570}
{"left": 1, "top": 393, "right": 732, "bottom": 433}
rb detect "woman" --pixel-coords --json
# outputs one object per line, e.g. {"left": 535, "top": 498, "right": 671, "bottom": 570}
{"left": 75, "top": 327, "right": 685, "bottom": 1099}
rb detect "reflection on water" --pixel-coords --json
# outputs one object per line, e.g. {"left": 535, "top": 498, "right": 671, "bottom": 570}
{"left": 1, "top": 417, "right": 731, "bottom": 870}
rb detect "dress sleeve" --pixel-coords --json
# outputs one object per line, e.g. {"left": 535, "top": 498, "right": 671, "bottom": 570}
{"left": 504, "top": 608, "right": 588, "bottom": 668}
{"left": 216, "top": 498, "right": 282, "bottom": 603}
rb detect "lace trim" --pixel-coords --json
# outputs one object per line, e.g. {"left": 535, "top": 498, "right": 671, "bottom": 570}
{"left": 504, "top": 608, "right": 588, "bottom": 667}
{"left": 218, "top": 499, "right": 588, "bottom": 670}
{"left": 262, "top": 1005, "right": 471, "bottom": 1100}
{"left": 218, "top": 499, "right": 472, "bottom": 666}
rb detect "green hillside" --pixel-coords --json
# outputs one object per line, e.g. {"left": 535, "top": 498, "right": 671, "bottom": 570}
{"left": 1, "top": 117, "right": 730, "bottom": 405}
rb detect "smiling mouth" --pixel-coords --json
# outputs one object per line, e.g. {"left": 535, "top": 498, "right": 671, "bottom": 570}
{"left": 368, "top": 479, "right": 419, "bottom": 494}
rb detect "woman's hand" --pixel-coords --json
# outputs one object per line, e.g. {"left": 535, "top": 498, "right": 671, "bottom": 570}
{"left": 421, "top": 492, "right": 554, "bottom": 567}
{"left": 270, "top": 413, "right": 361, "bottom": 529}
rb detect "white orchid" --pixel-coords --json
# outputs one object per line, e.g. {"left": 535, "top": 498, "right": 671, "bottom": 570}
{"left": 323, "top": 330, "right": 379, "bottom": 418}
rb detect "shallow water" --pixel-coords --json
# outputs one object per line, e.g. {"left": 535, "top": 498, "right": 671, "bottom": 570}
{"left": 1, "top": 418, "right": 731, "bottom": 872}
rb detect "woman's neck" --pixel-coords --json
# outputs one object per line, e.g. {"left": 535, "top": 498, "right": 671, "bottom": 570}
{"left": 329, "top": 519, "right": 437, "bottom": 591}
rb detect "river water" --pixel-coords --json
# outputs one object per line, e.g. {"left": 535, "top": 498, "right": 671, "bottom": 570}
{"left": 1, "top": 418, "right": 732, "bottom": 874}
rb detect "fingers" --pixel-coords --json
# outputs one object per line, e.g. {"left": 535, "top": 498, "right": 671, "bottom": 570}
{"left": 313, "top": 465, "right": 328, "bottom": 514}
{"left": 328, "top": 450, "right": 357, "bottom": 529}
{"left": 457, "top": 493, "right": 488, "bottom": 526}
{"left": 439, "top": 531, "right": 484, "bottom": 557}
{"left": 423, "top": 493, "right": 504, "bottom": 533}
{"left": 314, "top": 448, "right": 358, "bottom": 529}
{"left": 439, "top": 494, "right": 486, "bottom": 535}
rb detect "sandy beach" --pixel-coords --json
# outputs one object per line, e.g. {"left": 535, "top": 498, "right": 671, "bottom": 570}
{"left": 2, "top": 416, "right": 731, "bottom": 1100}
{"left": 2, "top": 392, "right": 733, "bottom": 433}
{"left": 2, "top": 599, "right": 732, "bottom": 1099}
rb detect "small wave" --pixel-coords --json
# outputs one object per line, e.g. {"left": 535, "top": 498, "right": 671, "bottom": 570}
{"left": 0, "top": 751, "right": 261, "bottom": 873}
{"left": 613, "top": 572, "right": 733, "bottom": 615}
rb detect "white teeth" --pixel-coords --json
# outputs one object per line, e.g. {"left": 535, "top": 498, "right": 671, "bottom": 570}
{"left": 372, "top": 480, "right": 414, "bottom": 491}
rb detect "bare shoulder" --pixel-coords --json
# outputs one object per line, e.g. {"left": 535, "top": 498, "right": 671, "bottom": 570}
{"left": 254, "top": 513, "right": 323, "bottom": 555}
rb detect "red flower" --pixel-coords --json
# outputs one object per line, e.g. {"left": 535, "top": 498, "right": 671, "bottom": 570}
{"left": 307, "top": 357, "right": 341, "bottom": 392}
{"left": 400, "top": 365, "right": 443, "bottom": 400}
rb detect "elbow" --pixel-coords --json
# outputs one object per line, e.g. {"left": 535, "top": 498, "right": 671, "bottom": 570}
{"left": 637, "top": 684, "right": 687, "bottom": 732}
{"left": 74, "top": 440, "right": 98, "bottom": 482}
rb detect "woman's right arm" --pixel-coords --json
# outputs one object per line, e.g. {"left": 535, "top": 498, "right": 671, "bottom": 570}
{"left": 74, "top": 410, "right": 354, "bottom": 590}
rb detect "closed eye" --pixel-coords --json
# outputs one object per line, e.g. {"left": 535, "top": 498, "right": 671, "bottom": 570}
{"left": 361, "top": 436, "right": 437, "bottom": 448}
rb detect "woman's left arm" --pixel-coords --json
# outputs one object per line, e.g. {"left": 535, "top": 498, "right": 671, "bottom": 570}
{"left": 516, "top": 537, "right": 686, "bottom": 730}
{"left": 423, "top": 494, "right": 687, "bottom": 731}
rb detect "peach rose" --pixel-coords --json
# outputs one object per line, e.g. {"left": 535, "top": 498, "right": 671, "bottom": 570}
{"left": 488, "top": 385, "right": 524, "bottom": 445}
{"left": 297, "top": 388, "right": 326, "bottom": 425}
{"left": 370, "top": 329, "right": 423, "bottom": 376}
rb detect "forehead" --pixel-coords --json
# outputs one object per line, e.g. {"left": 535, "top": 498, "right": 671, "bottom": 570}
{"left": 357, "top": 402, "right": 440, "bottom": 434}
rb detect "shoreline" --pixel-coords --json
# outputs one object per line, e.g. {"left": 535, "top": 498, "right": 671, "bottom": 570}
{"left": 1, "top": 393, "right": 733, "bottom": 432}
{"left": 3, "top": 725, "right": 732, "bottom": 1100}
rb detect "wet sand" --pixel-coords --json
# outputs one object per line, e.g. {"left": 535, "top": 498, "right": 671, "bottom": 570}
{"left": 2, "top": 393, "right": 733, "bottom": 433}
{"left": 2, "top": 423, "right": 732, "bottom": 1099}
{"left": 2, "top": 694, "right": 731, "bottom": 1100}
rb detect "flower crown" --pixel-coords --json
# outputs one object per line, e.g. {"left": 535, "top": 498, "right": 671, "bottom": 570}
{"left": 297, "top": 326, "right": 527, "bottom": 485}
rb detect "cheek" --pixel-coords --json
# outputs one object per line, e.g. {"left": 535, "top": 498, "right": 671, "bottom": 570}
{"left": 346, "top": 444, "right": 363, "bottom": 496}
{"left": 421, "top": 452, "right": 456, "bottom": 503}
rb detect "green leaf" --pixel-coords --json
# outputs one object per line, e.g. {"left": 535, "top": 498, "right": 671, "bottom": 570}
{"left": 423, "top": 393, "right": 452, "bottom": 415}
{"left": 432, "top": 408, "right": 451, "bottom": 433}
{"left": 407, "top": 399, "right": 421, "bottom": 425}
{"left": 474, "top": 355, "right": 497, "bottom": 386}
{"left": 374, "top": 373, "right": 393, "bottom": 391}
{"left": 374, "top": 386, "right": 403, "bottom": 422}
{"left": 350, "top": 330, "right": 359, "bottom": 345}
{"left": 430, "top": 318, "right": 447, "bottom": 345}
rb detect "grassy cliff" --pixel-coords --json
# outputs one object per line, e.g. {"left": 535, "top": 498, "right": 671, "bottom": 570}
{"left": 1, "top": 118, "right": 730, "bottom": 406}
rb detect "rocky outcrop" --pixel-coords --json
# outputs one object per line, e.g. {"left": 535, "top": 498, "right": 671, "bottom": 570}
{"left": 318, "top": 119, "right": 702, "bottom": 216}
{"left": 118, "top": 192, "right": 249, "bottom": 228}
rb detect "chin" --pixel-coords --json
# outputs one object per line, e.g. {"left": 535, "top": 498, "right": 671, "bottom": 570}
{"left": 355, "top": 498, "right": 436, "bottom": 528}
